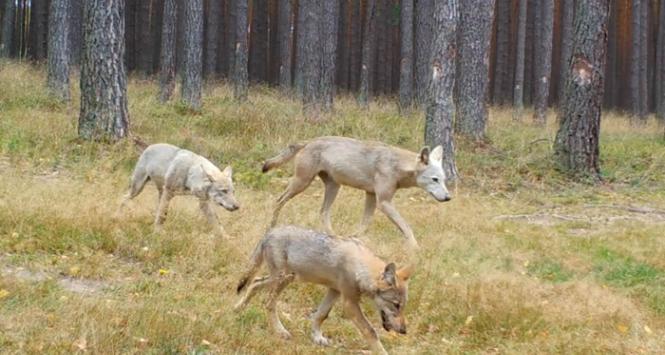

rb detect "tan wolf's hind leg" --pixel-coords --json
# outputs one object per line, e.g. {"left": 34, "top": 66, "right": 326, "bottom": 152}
{"left": 266, "top": 273, "right": 295, "bottom": 339}
{"left": 233, "top": 276, "right": 273, "bottom": 311}
{"left": 270, "top": 174, "right": 315, "bottom": 227}
{"left": 354, "top": 192, "right": 376, "bottom": 236}
{"left": 319, "top": 173, "right": 340, "bottom": 235}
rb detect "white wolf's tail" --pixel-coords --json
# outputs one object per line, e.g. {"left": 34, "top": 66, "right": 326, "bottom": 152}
{"left": 236, "top": 237, "right": 266, "bottom": 293}
{"left": 261, "top": 143, "right": 306, "bottom": 173}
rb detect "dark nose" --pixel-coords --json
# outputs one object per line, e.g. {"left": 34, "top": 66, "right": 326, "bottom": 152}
{"left": 398, "top": 327, "right": 407, "bottom": 335}
{"left": 231, "top": 205, "right": 240, "bottom": 211}
{"left": 442, "top": 195, "right": 451, "bottom": 202}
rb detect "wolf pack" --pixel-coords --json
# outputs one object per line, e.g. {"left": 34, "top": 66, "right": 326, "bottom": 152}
{"left": 119, "top": 136, "right": 452, "bottom": 354}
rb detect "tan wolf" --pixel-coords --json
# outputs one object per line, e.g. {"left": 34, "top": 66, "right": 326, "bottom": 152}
{"left": 119, "top": 143, "right": 239, "bottom": 236}
{"left": 234, "top": 225, "right": 412, "bottom": 355}
{"left": 262, "top": 136, "right": 451, "bottom": 249}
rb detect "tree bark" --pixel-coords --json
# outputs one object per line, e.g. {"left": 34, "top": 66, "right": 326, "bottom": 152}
{"left": 415, "top": 0, "right": 433, "bottom": 105}
{"left": 492, "top": 0, "right": 511, "bottom": 106}
{"left": 638, "top": 0, "right": 647, "bottom": 118}
{"left": 29, "top": 0, "right": 49, "bottom": 61}
{"left": 320, "top": 0, "right": 339, "bottom": 112}
{"left": 78, "top": 0, "right": 129, "bottom": 141}
{"left": 301, "top": 1, "right": 321, "bottom": 113}
{"left": 630, "top": 0, "right": 644, "bottom": 121}
{"left": 523, "top": 0, "right": 536, "bottom": 106}
{"left": 205, "top": 0, "right": 222, "bottom": 79}
{"left": 225, "top": 0, "right": 236, "bottom": 77}
{"left": 533, "top": 0, "right": 554, "bottom": 125}
{"left": 425, "top": 0, "right": 458, "bottom": 181}
{"left": 559, "top": 0, "right": 574, "bottom": 108}
{"left": 68, "top": 0, "right": 83, "bottom": 65}
{"left": 455, "top": 0, "right": 495, "bottom": 141}
{"left": 603, "top": 0, "right": 617, "bottom": 109}
{"left": 513, "top": 0, "right": 527, "bottom": 120}
{"left": 47, "top": 0, "right": 70, "bottom": 102}
{"left": 249, "top": 0, "right": 269, "bottom": 82}
{"left": 278, "top": 0, "right": 293, "bottom": 90}
{"left": 399, "top": 0, "right": 414, "bottom": 112}
{"left": 349, "top": 0, "right": 361, "bottom": 91}
{"left": 159, "top": 0, "right": 177, "bottom": 102}
{"left": 137, "top": 0, "right": 155, "bottom": 75}
{"left": 554, "top": 0, "right": 609, "bottom": 180}
{"left": 358, "top": 0, "right": 376, "bottom": 107}
{"left": 657, "top": 0, "right": 665, "bottom": 121}
{"left": 1, "top": 0, "right": 15, "bottom": 57}
{"left": 181, "top": 0, "right": 204, "bottom": 110}
{"left": 233, "top": 0, "right": 249, "bottom": 101}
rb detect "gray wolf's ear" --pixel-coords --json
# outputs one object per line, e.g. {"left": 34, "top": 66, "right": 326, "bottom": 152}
{"left": 419, "top": 146, "right": 430, "bottom": 165}
{"left": 201, "top": 165, "right": 216, "bottom": 182}
{"left": 430, "top": 146, "right": 443, "bottom": 164}
{"left": 383, "top": 262, "right": 397, "bottom": 287}
{"left": 223, "top": 165, "right": 233, "bottom": 178}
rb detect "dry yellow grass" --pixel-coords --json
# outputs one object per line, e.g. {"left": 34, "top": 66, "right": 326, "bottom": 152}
{"left": 1, "top": 61, "right": 665, "bottom": 354}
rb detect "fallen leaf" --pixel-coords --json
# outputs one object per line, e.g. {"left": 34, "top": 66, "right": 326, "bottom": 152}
{"left": 0, "top": 289, "right": 9, "bottom": 299}
{"left": 201, "top": 339, "right": 211, "bottom": 346}
{"left": 616, "top": 323, "right": 629, "bottom": 334}
{"left": 159, "top": 269, "right": 169, "bottom": 276}
{"left": 464, "top": 315, "right": 474, "bottom": 326}
{"left": 644, "top": 325, "right": 652, "bottom": 334}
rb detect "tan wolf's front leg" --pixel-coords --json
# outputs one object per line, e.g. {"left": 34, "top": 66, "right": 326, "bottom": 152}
{"left": 345, "top": 300, "right": 388, "bottom": 355}
{"left": 154, "top": 191, "right": 174, "bottom": 232}
{"left": 310, "top": 288, "right": 340, "bottom": 346}
{"left": 354, "top": 192, "right": 376, "bottom": 235}
{"left": 377, "top": 199, "right": 418, "bottom": 251}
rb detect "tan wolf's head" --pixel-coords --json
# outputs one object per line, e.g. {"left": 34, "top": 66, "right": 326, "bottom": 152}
{"left": 416, "top": 145, "right": 451, "bottom": 202}
{"left": 374, "top": 263, "right": 413, "bottom": 334}
{"left": 203, "top": 165, "right": 240, "bottom": 211}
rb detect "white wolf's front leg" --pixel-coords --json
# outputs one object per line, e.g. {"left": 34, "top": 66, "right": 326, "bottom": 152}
{"left": 199, "top": 200, "right": 229, "bottom": 238}
{"left": 154, "top": 191, "right": 174, "bottom": 231}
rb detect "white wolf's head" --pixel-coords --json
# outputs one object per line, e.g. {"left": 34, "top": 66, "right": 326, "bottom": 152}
{"left": 202, "top": 165, "right": 240, "bottom": 211}
{"left": 415, "top": 145, "right": 451, "bottom": 202}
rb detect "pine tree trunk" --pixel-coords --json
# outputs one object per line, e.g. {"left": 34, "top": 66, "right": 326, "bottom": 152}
{"left": 249, "top": 0, "right": 269, "bottom": 82}
{"left": 374, "top": 0, "right": 387, "bottom": 95}
{"left": 294, "top": 1, "right": 305, "bottom": 96}
{"left": 47, "top": 0, "right": 70, "bottom": 102}
{"left": 603, "top": 0, "right": 617, "bottom": 109}
{"left": 492, "top": 0, "right": 511, "bottom": 106}
{"left": 533, "top": 0, "right": 554, "bottom": 124}
{"left": 225, "top": 0, "right": 236, "bottom": 77}
{"left": 29, "top": 0, "right": 49, "bottom": 61}
{"left": 455, "top": 0, "right": 494, "bottom": 141}
{"left": 523, "top": 0, "right": 535, "bottom": 106}
{"left": 301, "top": 1, "right": 321, "bottom": 113}
{"left": 151, "top": 1, "right": 164, "bottom": 74}
{"left": 159, "top": 0, "right": 177, "bottom": 102}
{"left": 336, "top": 0, "right": 348, "bottom": 90}
{"left": 513, "top": 0, "right": 527, "bottom": 120}
{"left": 320, "top": 0, "right": 338, "bottom": 112}
{"left": 278, "top": 0, "right": 293, "bottom": 89}
{"left": 233, "top": 0, "right": 249, "bottom": 101}
{"left": 638, "top": 0, "right": 647, "bottom": 118}
{"left": 181, "top": 0, "right": 203, "bottom": 110}
{"left": 414, "top": 0, "right": 433, "bottom": 105}
{"left": 78, "top": 0, "right": 129, "bottom": 141}
{"left": 425, "top": 0, "right": 458, "bottom": 181}
{"left": 554, "top": 0, "right": 609, "bottom": 179}
{"left": 399, "top": 0, "right": 414, "bottom": 111}
{"left": 68, "top": 0, "right": 83, "bottom": 65}
{"left": 1, "top": 0, "right": 15, "bottom": 57}
{"left": 205, "top": 0, "right": 222, "bottom": 79}
{"left": 358, "top": 0, "right": 376, "bottom": 107}
{"left": 657, "top": 0, "right": 665, "bottom": 121}
{"left": 137, "top": 0, "right": 155, "bottom": 75}
{"left": 630, "top": 0, "right": 643, "bottom": 121}
{"left": 349, "top": 0, "right": 361, "bottom": 91}
{"left": 559, "top": 0, "right": 574, "bottom": 108}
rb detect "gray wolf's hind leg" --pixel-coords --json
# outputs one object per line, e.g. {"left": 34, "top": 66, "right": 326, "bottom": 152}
{"left": 311, "top": 288, "right": 340, "bottom": 346}
{"left": 233, "top": 276, "right": 273, "bottom": 311}
{"left": 270, "top": 174, "right": 315, "bottom": 227}
{"left": 319, "top": 173, "right": 340, "bottom": 235}
{"left": 267, "top": 273, "right": 295, "bottom": 339}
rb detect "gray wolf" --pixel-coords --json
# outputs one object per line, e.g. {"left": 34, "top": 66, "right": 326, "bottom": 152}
{"left": 262, "top": 136, "right": 451, "bottom": 249}
{"left": 234, "top": 225, "right": 412, "bottom": 355}
{"left": 119, "top": 143, "right": 239, "bottom": 236}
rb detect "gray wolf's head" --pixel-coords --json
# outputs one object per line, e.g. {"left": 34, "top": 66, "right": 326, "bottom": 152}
{"left": 415, "top": 145, "right": 451, "bottom": 202}
{"left": 374, "top": 263, "right": 412, "bottom": 335}
{"left": 203, "top": 165, "right": 239, "bottom": 211}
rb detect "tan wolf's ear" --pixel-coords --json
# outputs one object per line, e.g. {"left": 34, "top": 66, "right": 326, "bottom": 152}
{"left": 397, "top": 264, "right": 414, "bottom": 282}
{"left": 222, "top": 165, "right": 233, "bottom": 178}
{"left": 419, "top": 146, "right": 430, "bottom": 165}
{"left": 382, "top": 262, "right": 397, "bottom": 287}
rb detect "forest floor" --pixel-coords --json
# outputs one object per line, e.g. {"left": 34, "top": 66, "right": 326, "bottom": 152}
{"left": 1, "top": 62, "right": 665, "bottom": 354}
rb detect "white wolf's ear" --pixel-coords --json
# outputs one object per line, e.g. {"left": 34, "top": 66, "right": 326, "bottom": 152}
{"left": 201, "top": 165, "right": 216, "bottom": 182}
{"left": 222, "top": 165, "right": 233, "bottom": 178}
{"left": 397, "top": 264, "right": 414, "bottom": 282}
{"left": 430, "top": 146, "right": 443, "bottom": 165}
{"left": 382, "top": 262, "right": 397, "bottom": 287}
{"left": 419, "top": 147, "right": 430, "bottom": 165}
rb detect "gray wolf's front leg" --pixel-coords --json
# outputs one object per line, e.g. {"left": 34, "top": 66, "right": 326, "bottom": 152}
{"left": 310, "top": 288, "right": 340, "bottom": 346}
{"left": 345, "top": 299, "right": 387, "bottom": 355}
{"left": 154, "top": 190, "right": 174, "bottom": 232}
{"left": 199, "top": 200, "right": 229, "bottom": 238}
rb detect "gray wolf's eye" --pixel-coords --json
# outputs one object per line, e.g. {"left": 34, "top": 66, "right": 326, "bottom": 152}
{"left": 221, "top": 189, "right": 229, "bottom": 194}
{"left": 432, "top": 177, "right": 439, "bottom": 183}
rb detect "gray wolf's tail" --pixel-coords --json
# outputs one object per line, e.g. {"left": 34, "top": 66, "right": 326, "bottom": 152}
{"left": 262, "top": 143, "right": 306, "bottom": 173}
{"left": 236, "top": 238, "right": 266, "bottom": 293}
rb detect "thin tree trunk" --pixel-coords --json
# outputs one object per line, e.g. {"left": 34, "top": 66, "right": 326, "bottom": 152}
{"left": 1, "top": 0, "right": 15, "bottom": 57}
{"left": 137, "top": 0, "right": 155, "bottom": 75}
{"left": 533, "top": 0, "right": 554, "bottom": 124}
{"left": 181, "top": 0, "right": 204, "bottom": 110}
{"left": 47, "top": 0, "right": 70, "bottom": 102}
{"left": 320, "top": 0, "right": 338, "bottom": 112}
{"left": 638, "top": 0, "right": 648, "bottom": 118}
{"left": 349, "top": 0, "right": 361, "bottom": 91}
{"left": 233, "top": 0, "right": 249, "bottom": 101}
{"left": 29, "top": 0, "right": 49, "bottom": 61}
{"left": 399, "top": 0, "right": 414, "bottom": 112}
{"left": 249, "top": 0, "right": 269, "bottom": 82}
{"left": 425, "top": 0, "right": 458, "bottom": 181}
{"left": 78, "top": 0, "right": 129, "bottom": 141}
{"left": 455, "top": 0, "right": 495, "bottom": 141}
{"left": 294, "top": 1, "right": 305, "bottom": 96}
{"left": 524, "top": 0, "right": 535, "bottom": 105}
{"left": 492, "top": 0, "right": 511, "bottom": 106}
{"left": 159, "top": 0, "right": 177, "bottom": 102}
{"left": 554, "top": 0, "right": 609, "bottom": 180}
{"left": 513, "top": 0, "right": 527, "bottom": 120}
{"left": 205, "top": 0, "right": 222, "bottom": 79}
{"left": 301, "top": 1, "right": 321, "bottom": 114}
{"left": 657, "top": 0, "right": 665, "bottom": 121}
{"left": 68, "top": 0, "right": 83, "bottom": 65}
{"left": 559, "top": 0, "right": 574, "bottom": 108}
{"left": 225, "top": 0, "right": 236, "bottom": 77}
{"left": 278, "top": 0, "right": 293, "bottom": 90}
{"left": 358, "top": 0, "right": 376, "bottom": 107}
{"left": 630, "top": 0, "right": 643, "bottom": 121}
{"left": 415, "top": 0, "right": 433, "bottom": 105}
{"left": 604, "top": 0, "right": 617, "bottom": 109}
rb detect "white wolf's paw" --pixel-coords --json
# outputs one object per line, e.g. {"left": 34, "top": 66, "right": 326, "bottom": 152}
{"left": 312, "top": 334, "right": 332, "bottom": 346}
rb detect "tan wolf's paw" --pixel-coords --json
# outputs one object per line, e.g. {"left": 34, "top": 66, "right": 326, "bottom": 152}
{"left": 276, "top": 328, "right": 292, "bottom": 340}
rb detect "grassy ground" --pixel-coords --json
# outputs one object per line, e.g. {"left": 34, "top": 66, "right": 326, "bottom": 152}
{"left": 1, "top": 61, "right": 665, "bottom": 354}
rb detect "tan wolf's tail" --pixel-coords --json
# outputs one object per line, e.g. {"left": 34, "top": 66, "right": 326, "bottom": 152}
{"left": 261, "top": 143, "right": 306, "bottom": 173}
{"left": 236, "top": 238, "right": 266, "bottom": 293}
{"left": 132, "top": 136, "right": 149, "bottom": 153}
